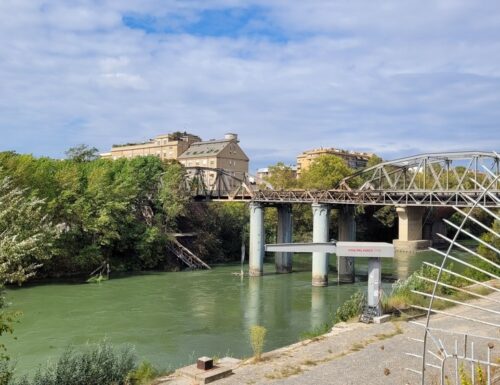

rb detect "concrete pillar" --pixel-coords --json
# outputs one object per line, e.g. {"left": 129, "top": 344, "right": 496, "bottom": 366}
{"left": 393, "top": 206, "right": 430, "bottom": 253}
{"left": 276, "top": 204, "right": 293, "bottom": 273}
{"left": 249, "top": 202, "right": 265, "bottom": 276}
{"left": 312, "top": 203, "right": 330, "bottom": 287}
{"left": 338, "top": 205, "right": 356, "bottom": 283}
{"left": 367, "top": 257, "right": 382, "bottom": 316}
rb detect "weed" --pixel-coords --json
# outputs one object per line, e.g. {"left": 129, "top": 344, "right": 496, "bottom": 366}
{"left": 334, "top": 291, "right": 365, "bottom": 323}
{"left": 249, "top": 325, "right": 267, "bottom": 362}
{"left": 127, "top": 361, "right": 158, "bottom": 385}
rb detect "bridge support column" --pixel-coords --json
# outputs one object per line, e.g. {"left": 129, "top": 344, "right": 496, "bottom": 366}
{"left": 249, "top": 202, "right": 265, "bottom": 276}
{"left": 312, "top": 203, "right": 330, "bottom": 287}
{"left": 338, "top": 205, "right": 356, "bottom": 283}
{"left": 393, "top": 206, "right": 430, "bottom": 254}
{"left": 276, "top": 204, "right": 293, "bottom": 273}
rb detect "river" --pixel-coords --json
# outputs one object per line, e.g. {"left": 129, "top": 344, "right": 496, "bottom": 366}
{"left": 4, "top": 251, "right": 452, "bottom": 375}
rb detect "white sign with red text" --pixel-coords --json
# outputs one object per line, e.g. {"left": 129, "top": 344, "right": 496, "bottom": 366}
{"left": 336, "top": 241, "right": 394, "bottom": 258}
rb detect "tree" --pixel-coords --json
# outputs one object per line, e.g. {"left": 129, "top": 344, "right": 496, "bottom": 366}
{"left": 265, "top": 162, "right": 297, "bottom": 190}
{"left": 0, "top": 176, "right": 55, "bottom": 366}
{"left": 366, "top": 154, "right": 383, "bottom": 168}
{"left": 299, "top": 155, "right": 354, "bottom": 190}
{"left": 0, "top": 176, "right": 55, "bottom": 285}
{"left": 65, "top": 145, "right": 99, "bottom": 163}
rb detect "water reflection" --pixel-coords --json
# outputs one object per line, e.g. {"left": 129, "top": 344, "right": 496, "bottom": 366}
{"left": 245, "top": 277, "right": 262, "bottom": 327}
{"left": 311, "top": 287, "right": 327, "bottom": 329}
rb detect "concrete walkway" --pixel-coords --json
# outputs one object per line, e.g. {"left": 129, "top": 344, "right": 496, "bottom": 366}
{"left": 157, "top": 290, "right": 500, "bottom": 385}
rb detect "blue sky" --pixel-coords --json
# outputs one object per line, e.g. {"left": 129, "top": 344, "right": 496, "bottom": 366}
{"left": 1, "top": 1, "right": 499, "bottom": 171}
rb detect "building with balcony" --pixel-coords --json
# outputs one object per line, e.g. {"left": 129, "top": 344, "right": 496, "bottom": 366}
{"left": 296, "top": 147, "right": 372, "bottom": 177}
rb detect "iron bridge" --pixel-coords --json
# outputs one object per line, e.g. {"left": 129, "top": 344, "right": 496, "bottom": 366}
{"left": 183, "top": 151, "right": 500, "bottom": 207}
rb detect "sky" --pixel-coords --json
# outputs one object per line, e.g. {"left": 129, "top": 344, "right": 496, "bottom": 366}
{"left": 1, "top": 1, "right": 499, "bottom": 171}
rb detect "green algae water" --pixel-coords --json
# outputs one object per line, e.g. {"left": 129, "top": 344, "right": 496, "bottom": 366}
{"left": 4, "top": 251, "right": 457, "bottom": 375}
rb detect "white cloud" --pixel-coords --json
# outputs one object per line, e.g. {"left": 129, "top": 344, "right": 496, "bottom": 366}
{"left": 0, "top": 0, "right": 499, "bottom": 170}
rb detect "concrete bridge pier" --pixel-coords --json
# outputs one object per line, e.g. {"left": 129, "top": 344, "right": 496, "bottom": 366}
{"left": 338, "top": 205, "right": 356, "bottom": 283}
{"left": 393, "top": 206, "right": 430, "bottom": 254}
{"left": 423, "top": 207, "right": 453, "bottom": 247}
{"left": 312, "top": 203, "right": 330, "bottom": 287}
{"left": 276, "top": 204, "right": 293, "bottom": 273}
{"left": 249, "top": 202, "right": 265, "bottom": 276}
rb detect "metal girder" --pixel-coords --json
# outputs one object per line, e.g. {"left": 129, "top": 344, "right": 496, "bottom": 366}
{"left": 183, "top": 151, "right": 500, "bottom": 207}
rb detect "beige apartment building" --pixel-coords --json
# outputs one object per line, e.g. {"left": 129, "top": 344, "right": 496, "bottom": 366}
{"left": 178, "top": 133, "right": 249, "bottom": 184}
{"left": 101, "top": 132, "right": 201, "bottom": 161}
{"left": 296, "top": 147, "right": 372, "bottom": 177}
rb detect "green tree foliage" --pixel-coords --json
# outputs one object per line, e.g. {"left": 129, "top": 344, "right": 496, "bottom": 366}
{"left": 64, "top": 145, "right": 99, "bottom": 163}
{"left": 0, "top": 176, "right": 54, "bottom": 285}
{"left": 366, "top": 154, "right": 383, "bottom": 168}
{"left": 159, "top": 161, "right": 188, "bottom": 228}
{"left": 264, "top": 162, "right": 297, "bottom": 190}
{"left": 0, "top": 151, "right": 248, "bottom": 278}
{"left": 299, "top": 155, "right": 355, "bottom": 190}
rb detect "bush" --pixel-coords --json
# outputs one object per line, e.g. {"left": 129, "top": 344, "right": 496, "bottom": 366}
{"left": 334, "top": 291, "right": 365, "bottom": 323}
{"left": 0, "top": 361, "right": 14, "bottom": 385}
{"left": 127, "top": 362, "right": 158, "bottom": 385}
{"left": 13, "top": 341, "right": 136, "bottom": 385}
{"left": 249, "top": 325, "right": 267, "bottom": 362}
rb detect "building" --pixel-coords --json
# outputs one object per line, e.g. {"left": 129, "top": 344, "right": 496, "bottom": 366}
{"left": 257, "top": 165, "right": 297, "bottom": 180}
{"left": 178, "top": 133, "right": 249, "bottom": 184}
{"left": 101, "top": 132, "right": 201, "bottom": 161}
{"left": 296, "top": 147, "right": 372, "bottom": 177}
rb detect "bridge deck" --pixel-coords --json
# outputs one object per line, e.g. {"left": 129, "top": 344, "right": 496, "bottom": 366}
{"left": 206, "top": 189, "right": 500, "bottom": 207}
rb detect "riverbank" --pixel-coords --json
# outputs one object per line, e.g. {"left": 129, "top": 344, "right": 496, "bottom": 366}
{"left": 159, "top": 287, "right": 499, "bottom": 385}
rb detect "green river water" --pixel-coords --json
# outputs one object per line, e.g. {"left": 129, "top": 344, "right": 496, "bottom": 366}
{"left": 5, "top": 251, "right": 452, "bottom": 375}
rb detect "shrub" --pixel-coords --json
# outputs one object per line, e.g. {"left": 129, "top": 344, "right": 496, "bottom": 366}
{"left": 13, "top": 341, "right": 136, "bottom": 385}
{"left": 127, "top": 362, "right": 158, "bottom": 385}
{"left": 334, "top": 291, "right": 365, "bottom": 323}
{"left": 0, "top": 361, "right": 14, "bottom": 385}
{"left": 249, "top": 325, "right": 267, "bottom": 362}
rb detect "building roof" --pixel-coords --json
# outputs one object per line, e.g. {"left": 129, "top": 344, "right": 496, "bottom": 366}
{"left": 178, "top": 139, "right": 232, "bottom": 159}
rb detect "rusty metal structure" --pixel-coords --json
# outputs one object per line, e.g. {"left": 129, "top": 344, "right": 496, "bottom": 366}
{"left": 184, "top": 151, "right": 500, "bottom": 207}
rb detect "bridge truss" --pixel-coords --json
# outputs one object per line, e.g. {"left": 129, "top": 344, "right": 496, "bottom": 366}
{"left": 184, "top": 151, "right": 500, "bottom": 207}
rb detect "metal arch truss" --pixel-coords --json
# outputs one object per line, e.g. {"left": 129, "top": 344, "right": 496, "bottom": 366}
{"left": 404, "top": 170, "right": 500, "bottom": 385}
{"left": 339, "top": 151, "right": 500, "bottom": 192}
{"left": 183, "top": 151, "right": 500, "bottom": 207}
